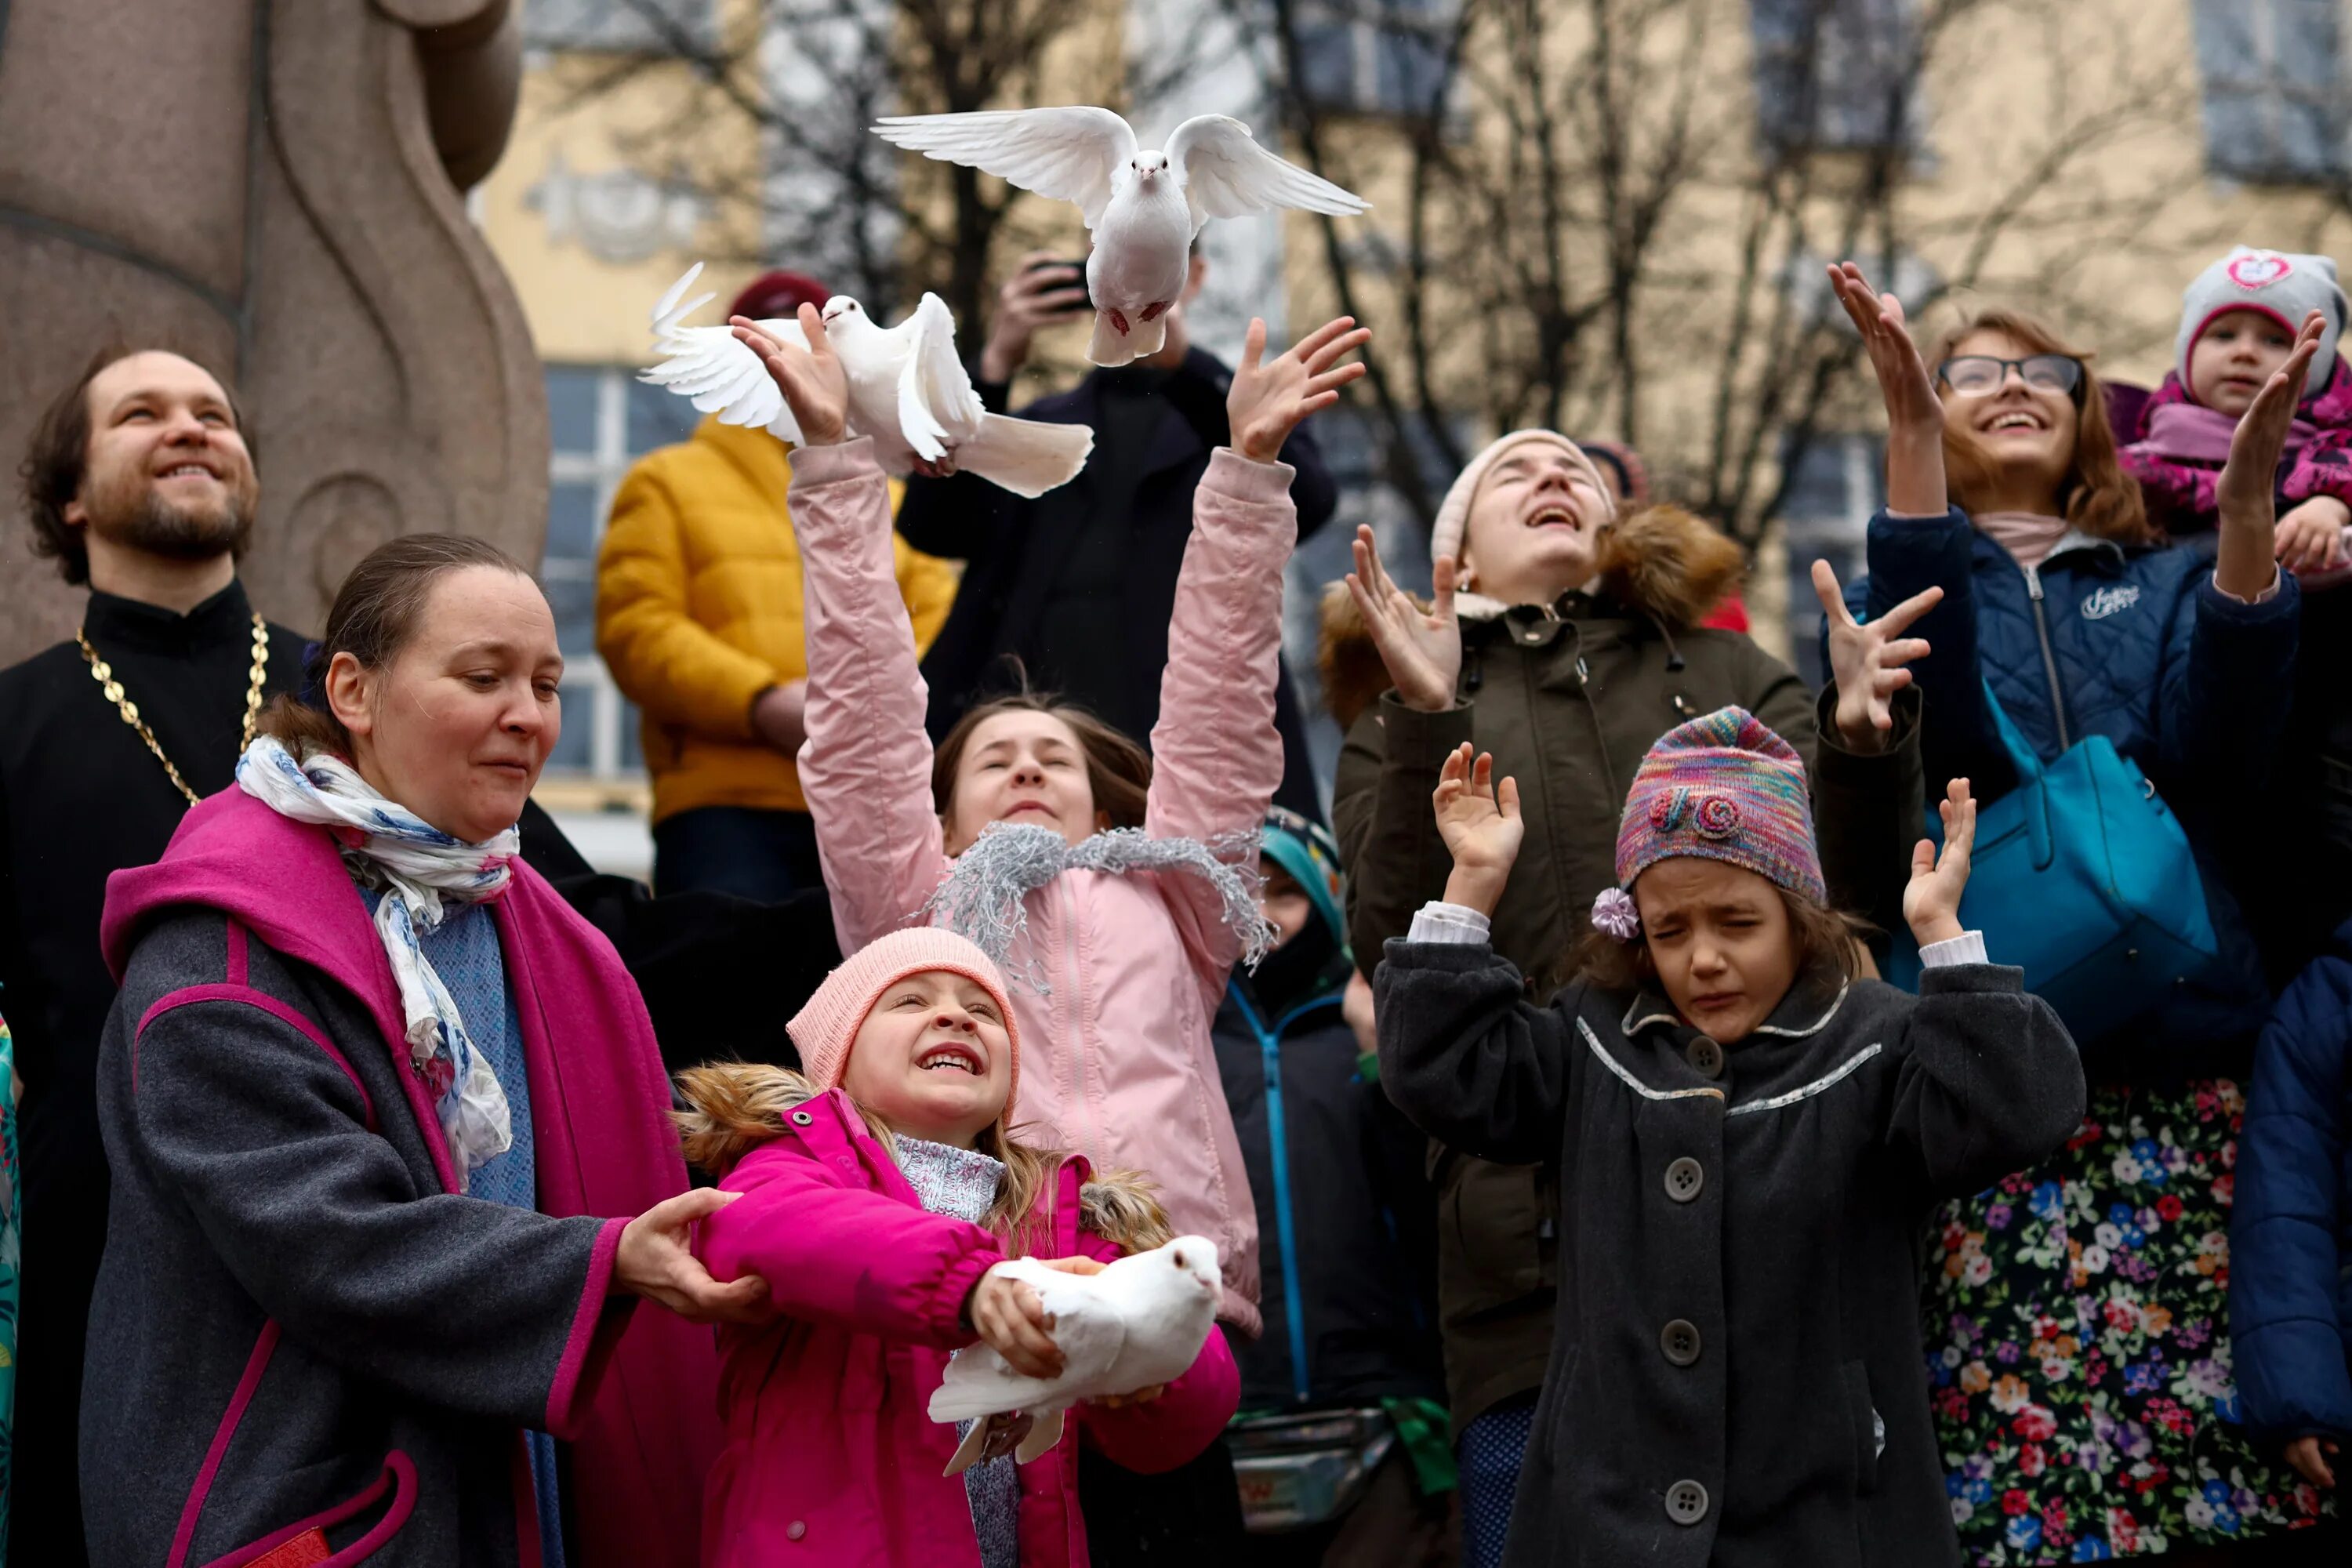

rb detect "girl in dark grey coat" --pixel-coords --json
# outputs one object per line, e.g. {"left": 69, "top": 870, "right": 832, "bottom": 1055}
{"left": 1374, "top": 709, "right": 2085, "bottom": 1568}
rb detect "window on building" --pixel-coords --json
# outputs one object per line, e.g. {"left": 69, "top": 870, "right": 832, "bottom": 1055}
{"left": 541, "top": 364, "right": 699, "bottom": 781}
{"left": 524, "top": 0, "right": 715, "bottom": 54}
{"left": 1751, "top": 0, "right": 1921, "bottom": 153}
{"left": 1775, "top": 432, "right": 1883, "bottom": 688}
{"left": 1294, "top": 0, "right": 1454, "bottom": 118}
{"left": 2190, "top": 0, "right": 2343, "bottom": 183}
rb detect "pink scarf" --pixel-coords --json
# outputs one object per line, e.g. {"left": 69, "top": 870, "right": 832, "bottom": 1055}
{"left": 1973, "top": 510, "right": 2071, "bottom": 571}
{"left": 2141, "top": 400, "right": 2321, "bottom": 465}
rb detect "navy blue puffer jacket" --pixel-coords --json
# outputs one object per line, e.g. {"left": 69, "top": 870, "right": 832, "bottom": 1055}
{"left": 1845, "top": 508, "right": 2299, "bottom": 1065}
{"left": 2229, "top": 924, "right": 2352, "bottom": 1446}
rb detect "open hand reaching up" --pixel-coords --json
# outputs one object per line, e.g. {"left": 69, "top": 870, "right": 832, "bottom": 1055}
{"left": 1904, "top": 778, "right": 1975, "bottom": 949}
{"left": 2216, "top": 310, "right": 2326, "bottom": 601}
{"left": 1345, "top": 525, "right": 1461, "bottom": 713}
{"left": 1813, "top": 559, "right": 1941, "bottom": 752}
{"left": 1829, "top": 261, "right": 1948, "bottom": 517}
{"left": 1433, "top": 744, "right": 1523, "bottom": 916}
{"left": 1228, "top": 315, "right": 1370, "bottom": 464}
{"left": 731, "top": 304, "right": 850, "bottom": 446}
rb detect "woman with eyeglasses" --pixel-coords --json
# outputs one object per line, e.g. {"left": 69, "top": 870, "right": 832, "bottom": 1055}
{"left": 1827, "top": 262, "right": 2336, "bottom": 1563}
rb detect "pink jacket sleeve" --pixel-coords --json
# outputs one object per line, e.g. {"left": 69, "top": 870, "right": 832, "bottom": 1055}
{"left": 1069, "top": 1232, "right": 1242, "bottom": 1475}
{"left": 788, "top": 439, "right": 956, "bottom": 952}
{"left": 1142, "top": 448, "right": 1299, "bottom": 985}
{"left": 697, "top": 1140, "right": 999, "bottom": 1349}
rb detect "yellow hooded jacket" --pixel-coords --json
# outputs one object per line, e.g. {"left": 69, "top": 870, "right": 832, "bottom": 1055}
{"left": 596, "top": 416, "right": 958, "bottom": 822}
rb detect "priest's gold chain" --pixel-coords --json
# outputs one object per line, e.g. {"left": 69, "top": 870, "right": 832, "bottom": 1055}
{"left": 75, "top": 614, "right": 270, "bottom": 809}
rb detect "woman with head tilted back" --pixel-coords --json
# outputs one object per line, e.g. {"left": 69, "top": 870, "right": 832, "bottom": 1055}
{"left": 84, "top": 536, "right": 757, "bottom": 1567}
{"left": 1830, "top": 262, "right": 2330, "bottom": 1559}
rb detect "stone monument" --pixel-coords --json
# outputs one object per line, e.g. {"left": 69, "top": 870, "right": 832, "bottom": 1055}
{"left": 0, "top": 0, "right": 546, "bottom": 662}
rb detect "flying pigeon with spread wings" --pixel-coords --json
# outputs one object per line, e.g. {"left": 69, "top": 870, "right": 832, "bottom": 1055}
{"left": 638, "top": 263, "right": 1094, "bottom": 498}
{"left": 873, "top": 107, "right": 1369, "bottom": 367}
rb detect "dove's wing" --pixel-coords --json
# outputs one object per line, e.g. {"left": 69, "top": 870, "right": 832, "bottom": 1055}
{"left": 641, "top": 314, "right": 810, "bottom": 444}
{"left": 924, "top": 1259, "right": 1129, "bottom": 1421}
{"left": 873, "top": 108, "right": 1137, "bottom": 228}
{"left": 896, "top": 293, "right": 985, "bottom": 461}
{"left": 1163, "top": 115, "right": 1370, "bottom": 228}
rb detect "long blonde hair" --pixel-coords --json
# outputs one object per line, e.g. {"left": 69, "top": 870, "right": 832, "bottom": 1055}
{"left": 673, "top": 1062, "right": 1171, "bottom": 1256}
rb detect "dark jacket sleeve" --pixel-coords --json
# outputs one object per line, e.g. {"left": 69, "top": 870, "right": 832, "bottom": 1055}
{"left": 894, "top": 466, "right": 1022, "bottom": 563}
{"left": 2228, "top": 949, "right": 2352, "bottom": 1445}
{"left": 130, "top": 996, "right": 628, "bottom": 1436}
{"left": 1276, "top": 421, "right": 1338, "bottom": 544}
{"left": 1374, "top": 939, "right": 1577, "bottom": 1164}
{"left": 1886, "top": 965, "right": 2085, "bottom": 1200}
{"left": 1857, "top": 507, "right": 2015, "bottom": 800}
{"left": 2161, "top": 567, "right": 2300, "bottom": 811}
{"left": 1334, "top": 696, "right": 1476, "bottom": 980}
{"left": 1741, "top": 640, "right": 1819, "bottom": 772}
{"left": 1813, "top": 684, "right": 1926, "bottom": 949}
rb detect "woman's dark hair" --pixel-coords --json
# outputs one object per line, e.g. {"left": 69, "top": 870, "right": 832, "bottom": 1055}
{"left": 1570, "top": 882, "right": 1872, "bottom": 993}
{"left": 931, "top": 691, "right": 1152, "bottom": 829}
{"left": 1927, "top": 309, "right": 2153, "bottom": 546}
{"left": 19, "top": 342, "right": 251, "bottom": 586}
{"left": 258, "top": 533, "right": 534, "bottom": 759}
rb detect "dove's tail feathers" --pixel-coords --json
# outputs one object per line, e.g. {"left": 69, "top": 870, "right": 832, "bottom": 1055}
{"left": 1088, "top": 309, "right": 1164, "bottom": 368}
{"left": 942, "top": 1419, "right": 993, "bottom": 1478}
{"left": 1015, "top": 1407, "right": 1065, "bottom": 1465}
{"left": 957, "top": 415, "right": 1096, "bottom": 498}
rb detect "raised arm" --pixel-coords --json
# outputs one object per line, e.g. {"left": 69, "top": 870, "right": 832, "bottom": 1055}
{"left": 739, "top": 307, "right": 956, "bottom": 950}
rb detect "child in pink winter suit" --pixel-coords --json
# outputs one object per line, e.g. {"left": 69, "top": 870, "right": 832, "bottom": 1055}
{"left": 726, "top": 303, "right": 1371, "bottom": 1334}
{"left": 679, "top": 927, "right": 1240, "bottom": 1568}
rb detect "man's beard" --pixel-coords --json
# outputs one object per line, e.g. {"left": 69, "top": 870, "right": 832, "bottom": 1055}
{"left": 85, "top": 472, "right": 258, "bottom": 566}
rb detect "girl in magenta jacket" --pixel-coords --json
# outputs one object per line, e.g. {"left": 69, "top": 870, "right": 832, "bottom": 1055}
{"left": 679, "top": 927, "right": 1240, "bottom": 1568}
{"left": 726, "top": 304, "right": 1370, "bottom": 1334}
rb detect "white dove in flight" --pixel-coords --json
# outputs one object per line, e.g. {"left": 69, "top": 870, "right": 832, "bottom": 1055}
{"left": 639, "top": 263, "right": 1095, "bottom": 498}
{"left": 872, "top": 107, "right": 1370, "bottom": 367}
{"left": 929, "top": 1235, "right": 1224, "bottom": 1472}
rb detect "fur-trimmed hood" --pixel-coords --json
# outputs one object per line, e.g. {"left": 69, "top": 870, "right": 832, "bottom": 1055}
{"left": 1319, "top": 503, "right": 1746, "bottom": 731}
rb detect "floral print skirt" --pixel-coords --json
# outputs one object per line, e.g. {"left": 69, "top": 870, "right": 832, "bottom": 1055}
{"left": 1922, "top": 1080, "right": 2335, "bottom": 1563}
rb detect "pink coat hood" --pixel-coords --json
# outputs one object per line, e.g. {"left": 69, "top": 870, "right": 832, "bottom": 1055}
{"left": 101, "top": 786, "right": 720, "bottom": 1568}
{"left": 693, "top": 1087, "right": 1240, "bottom": 1568}
{"left": 790, "top": 438, "right": 1291, "bottom": 1334}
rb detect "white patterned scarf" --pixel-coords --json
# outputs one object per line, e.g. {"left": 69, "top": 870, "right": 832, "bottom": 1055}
{"left": 237, "top": 736, "right": 516, "bottom": 1186}
{"left": 922, "top": 822, "right": 1272, "bottom": 993}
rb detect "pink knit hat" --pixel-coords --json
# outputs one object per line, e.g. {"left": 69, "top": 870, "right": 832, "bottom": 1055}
{"left": 1429, "top": 430, "right": 1620, "bottom": 568}
{"left": 1609, "top": 706, "right": 1824, "bottom": 917}
{"left": 787, "top": 927, "right": 1022, "bottom": 1116}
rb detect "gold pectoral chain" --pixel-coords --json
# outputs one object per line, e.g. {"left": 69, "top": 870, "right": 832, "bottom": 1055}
{"left": 76, "top": 614, "right": 270, "bottom": 809}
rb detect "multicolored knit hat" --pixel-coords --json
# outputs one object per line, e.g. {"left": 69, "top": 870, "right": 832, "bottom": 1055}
{"left": 1259, "top": 807, "right": 1346, "bottom": 947}
{"left": 2176, "top": 247, "right": 2346, "bottom": 404}
{"left": 787, "top": 927, "right": 1022, "bottom": 1116}
{"left": 1602, "top": 707, "right": 1822, "bottom": 935}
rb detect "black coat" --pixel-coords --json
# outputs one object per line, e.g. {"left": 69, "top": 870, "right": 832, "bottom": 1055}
{"left": 1375, "top": 942, "right": 2086, "bottom": 1568}
{"left": 895, "top": 347, "right": 1338, "bottom": 821}
{"left": 1210, "top": 967, "right": 1444, "bottom": 1412}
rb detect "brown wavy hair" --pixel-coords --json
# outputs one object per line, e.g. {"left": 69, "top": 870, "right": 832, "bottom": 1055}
{"left": 672, "top": 1062, "right": 1172, "bottom": 1258}
{"left": 1927, "top": 309, "right": 2152, "bottom": 545}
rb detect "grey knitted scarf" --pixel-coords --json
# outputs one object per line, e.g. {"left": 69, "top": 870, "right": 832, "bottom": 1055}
{"left": 922, "top": 822, "right": 1272, "bottom": 992}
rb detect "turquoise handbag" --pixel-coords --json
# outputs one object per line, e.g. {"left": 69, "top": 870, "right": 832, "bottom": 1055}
{"left": 1889, "top": 682, "right": 2218, "bottom": 1044}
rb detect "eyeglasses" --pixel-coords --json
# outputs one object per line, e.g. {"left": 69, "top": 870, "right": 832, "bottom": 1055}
{"left": 1935, "top": 354, "right": 2084, "bottom": 400}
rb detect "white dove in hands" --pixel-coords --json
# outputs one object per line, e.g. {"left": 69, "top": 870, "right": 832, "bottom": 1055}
{"left": 730, "top": 307, "right": 851, "bottom": 447}
{"left": 1904, "top": 778, "right": 1976, "bottom": 949}
{"left": 1228, "top": 315, "right": 1370, "bottom": 465}
{"left": 1814, "top": 559, "right": 1941, "bottom": 753}
{"left": 1344, "top": 526, "right": 1461, "bottom": 713}
{"left": 1434, "top": 744, "right": 1523, "bottom": 916}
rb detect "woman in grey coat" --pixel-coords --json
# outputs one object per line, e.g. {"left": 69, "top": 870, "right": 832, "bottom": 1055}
{"left": 1374, "top": 707, "right": 2085, "bottom": 1568}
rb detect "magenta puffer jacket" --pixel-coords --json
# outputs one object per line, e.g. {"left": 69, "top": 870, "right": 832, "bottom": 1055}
{"left": 789, "top": 438, "right": 1296, "bottom": 1334}
{"left": 693, "top": 1088, "right": 1241, "bottom": 1568}
{"left": 2122, "top": 357, "right": 2352, "bottom": 536}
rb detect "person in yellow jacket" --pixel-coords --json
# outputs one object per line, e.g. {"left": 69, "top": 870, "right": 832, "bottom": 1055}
{"left": 597, "top": 271, "right": 959, "bottom": 898}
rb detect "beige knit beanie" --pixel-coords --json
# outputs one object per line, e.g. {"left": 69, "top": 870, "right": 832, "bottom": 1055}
{"left": 787, "top": 927, "right": 1022, "bottom": 1116}
{"left": 1429, "top": 430, "right": 1619, "bottom": 571}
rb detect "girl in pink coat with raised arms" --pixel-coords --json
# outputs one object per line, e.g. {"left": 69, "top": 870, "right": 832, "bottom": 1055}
{"left": 679, "top": 928, "right": 1240, "bottom": 1567}
{"left": 726, "top": 301, "right": 1370, "bottom": 1332}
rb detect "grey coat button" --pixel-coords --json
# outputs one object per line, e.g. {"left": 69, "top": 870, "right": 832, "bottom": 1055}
{"left": 1664, "top": 1156, "right": 1704, "bottom": 1203}
{"left": 789, "top": 1109, "right": 815, "bottom": 1126}
{"left": 1665, "top": 1479, "right": 1709, "bottom": 1525}
{"left": 1661, "top": 1319, "right": 1701, "bottom": 1366}
{"left": 1687, "top": 1036, "right": 1724, "bottom": 1078}
{"left": 786, "top": 1520, "right": 808, "bottom": 1541}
